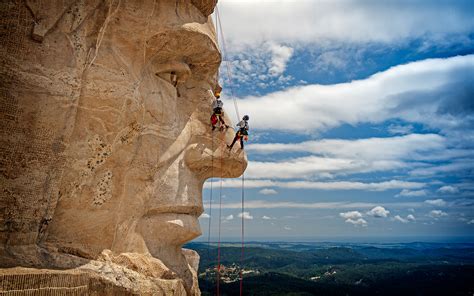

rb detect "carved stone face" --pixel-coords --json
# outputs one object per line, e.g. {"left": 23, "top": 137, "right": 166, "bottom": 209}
{"left": 44, "top": 0, "right": 246, "bottom": 260}
{"left": 0, "top": 0, "right": 246, "bottom": 270}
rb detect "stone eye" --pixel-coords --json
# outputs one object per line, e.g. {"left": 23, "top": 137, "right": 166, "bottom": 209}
{"left": 154, "top": 62, "right": 191, "bottom": 89}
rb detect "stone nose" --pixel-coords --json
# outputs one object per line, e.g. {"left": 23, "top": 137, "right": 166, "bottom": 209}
{"left": 184, "top": 130, "right": 248, "bottom": 179}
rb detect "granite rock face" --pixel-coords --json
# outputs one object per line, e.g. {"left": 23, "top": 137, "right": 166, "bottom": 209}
{"left": 0, "top": 0, "right": 246, "bottom": 294}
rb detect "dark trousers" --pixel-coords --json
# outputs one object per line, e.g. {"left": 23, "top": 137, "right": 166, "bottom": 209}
{"left": 229, "top": 134, "right": 243, "bottom": 149}
{"left": 229, "top": 130, "right": 246, "bottom": 149}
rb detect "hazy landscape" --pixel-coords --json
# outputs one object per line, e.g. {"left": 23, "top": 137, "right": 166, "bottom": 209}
{"left": 187, "top": 241, "right": 474, "bottom": 295}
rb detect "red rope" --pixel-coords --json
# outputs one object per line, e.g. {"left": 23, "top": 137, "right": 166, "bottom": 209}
{"left": 240, "top": 173, "right": 245, "bottom": 296}
{"left": 206, "top": 134, "right": 214, "bottom": 291}
{"left": 216, "top": 154, "right": 224, "bottom": 296}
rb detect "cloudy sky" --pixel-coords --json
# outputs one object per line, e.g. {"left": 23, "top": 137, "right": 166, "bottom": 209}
{"left": 198, "top": 0, "right": 474, "bottom": 242}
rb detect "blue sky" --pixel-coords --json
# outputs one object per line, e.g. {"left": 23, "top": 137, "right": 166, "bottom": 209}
{"left": 198, "top": 0, "right": 474, "bottom": 242}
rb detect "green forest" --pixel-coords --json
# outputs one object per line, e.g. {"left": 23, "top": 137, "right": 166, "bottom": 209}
{"left": 186, "top": 242, "right": 474, "bottom": 296}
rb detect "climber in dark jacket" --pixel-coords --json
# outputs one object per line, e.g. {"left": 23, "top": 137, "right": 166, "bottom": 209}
{"left": 228, "top": 115, "right": 249, "bottom": 150}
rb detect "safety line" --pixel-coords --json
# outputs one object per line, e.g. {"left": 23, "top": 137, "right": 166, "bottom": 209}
{"left": 215, "top": 6, "right": 241, "bottom": 122}
{"left": 240, "top": 173, "right": 245, "bottom": 296}
{"left": 216, "top": 154, "right": 224, "bottom": 296}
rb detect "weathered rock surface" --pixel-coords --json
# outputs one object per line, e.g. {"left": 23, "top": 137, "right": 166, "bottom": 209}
{"left": 0, "top": 0, "right": 246, "bottom": 294}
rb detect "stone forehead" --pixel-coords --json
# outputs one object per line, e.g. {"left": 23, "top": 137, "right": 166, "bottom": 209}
{"left": 191, "top": 0, "right": 218, "bottom": 17}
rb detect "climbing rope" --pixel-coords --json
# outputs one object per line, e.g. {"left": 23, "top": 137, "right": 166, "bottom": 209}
{"left": 206, "top": 134, "right": 214, "bottom": 292}
{"left": 216, "top": 153, "right": 224, "bottom": 296}
{"left": 240, "top": 173, "right": 245, "bottom": 296}
{"left": 214, "top": 5, "right": 246, "bottom": 296}
{"left": 215, "top": 6, "right": 241, "bottom": 122}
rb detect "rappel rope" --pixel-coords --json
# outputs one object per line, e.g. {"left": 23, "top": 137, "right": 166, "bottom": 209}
{"left": 206, "top": 134, "right": 214, "bottom": 292}
{"left": 212, "top": 5, "right": 246, "bottom": 296}
{"left": 216, "top": 155, "right": 224, "bottom": 296}
{"left": 215, "top": 6, "right": 241, "bottom": 123}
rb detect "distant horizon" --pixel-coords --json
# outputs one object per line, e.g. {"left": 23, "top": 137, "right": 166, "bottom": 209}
{"left": 193, "top": 235, "right": 474, "bottom": 244}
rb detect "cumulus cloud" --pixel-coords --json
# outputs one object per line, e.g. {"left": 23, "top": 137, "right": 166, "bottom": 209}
{"left": 206, "top": 179, "right": 425, "bottom": 191}
{"left": 425, "top": 199, "right": 446, "bottom": 207}
{"left": 396, "top": 189, "right": 428, "bottom": 197}
{"left": 428, "top": 210, "right": 448, "bottom": 219}
{"left": 467, "top": 219, "right": 474, "bottom": 225}
{"left": 217, "top": 1, "right": 474, "bottom": 46}
{"left": 437, "top": 185, "right": 459, "bottom": 194}
{"left": 225, "top": 214, "right": 234, "bottom": 221}
{"left": 262, "top": 215, "right": 273, "bottom": 220}
{"left": 259, "top": 188, "right": 278, "bottom": 195}
{"left": 238, "top": 212, "right": 254, "bottom": 220}
{"left": 393, "top": 214, "right": 416, "bottom": 223}
{"left": 393, "top": 215, "right": 409, "bottom": 223}
{"left": 237, "top": 55, "right": 474, "bottom": 133}
{"left": 367, "top": 206, "right": 390, "bottom": 218}
{"left": 284, "top": 226, "right": 292, "bottom": 230}
{"left": 340, "top": 211, "right": 363, "bottom": 220}
{"left": 268, "top": 43, "right": 294, "bottom": 76}
{"left": 200, "top": 213, "right": 210, "bottom": 219}
{"left": 345, "top": 218, "right": 368, "bottom": 227}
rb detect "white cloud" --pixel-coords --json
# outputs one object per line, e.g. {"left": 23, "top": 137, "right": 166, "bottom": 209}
{"left": 428, "top": 210, "right": 448, "bottom": 219}
{"left": 424, "top": 199, "right": 446, "bottom": 207}
{"left": 396, "top": 189, "right": 428, "bottom": 197}
{"left": 367, "top": 206, "right": 390, "bottom": 218}
{"left": 206, "top": 200, "right": 423, "bottom": 210}
{"left": 262, "top": 215, "right": 273, "bottom": 220}
{"left": 225, "top": 214, "right": 234, "bottom": 221}
{"left": 245, "top": 134, "right": 474, "bottom": 180}
{"left": 238, "top": 212, "right": 254, "bottom": 220}
{"left": 247, "top": 134, "right": 447, "bottom": 162}
{"left": 467, "top": 219, "right": 474, "bottom": 225}
{"left": 268, "top": 43, "right": 294, "bottom": 76}
{"left": 345, "top": 218, "right": 368, "bottom": 227}
{"left": 200, "top": 213, "right": 210, "bottom": 219}
{"left": 206, "top": 179, "right": 425, "bottom": 191}
{"left": 259, "top": 188, "right": 278, "bottom": 195}
{"left": 313, "top": 50, "right": 347, "bottom": 72}
{"left": 393, "top": 214, "right": 416, "bottom": 223}
{"left": 340, "top": 211, "right": 363, "bottom": 220}
{"left": 393, "top": 215, "right": 409, "bottom": 223}
{"left": 437, "top": 185, "right": 459, "bottom": 194}
{"left": 237, "top": 55, "right": 474, "bottom": 133}
{"left": 246, "top": 156, "right": 408, "bottom": 179}
{"left": 410, "top": 160, "right": 474, "bottom": 176}
{"left": 217, "top": 1, "right": 474, "bottom": 46}
{"left": 387, "top": 124, "right": 414, "bottom": 135}
{"left": 284, "top": 226, "right": 292, "bottom": 230}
